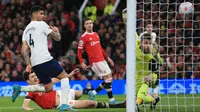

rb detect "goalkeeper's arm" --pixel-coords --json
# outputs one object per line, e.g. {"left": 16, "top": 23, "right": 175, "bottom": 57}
{"left": 150, "top": 41, "right": 163, "bottom": 65}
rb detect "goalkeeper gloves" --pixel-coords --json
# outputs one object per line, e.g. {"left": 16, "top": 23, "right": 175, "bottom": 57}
{"left": 150, "top": 41, "right": 159, "bottom": 56}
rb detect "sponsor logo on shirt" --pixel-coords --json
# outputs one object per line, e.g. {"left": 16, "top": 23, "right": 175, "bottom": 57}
{"left": 90, "top": 41, "right": 99, "bottom": 46}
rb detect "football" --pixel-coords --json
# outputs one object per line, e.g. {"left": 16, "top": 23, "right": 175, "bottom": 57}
{"left": 179, "top": 2, "right": 194, "bottom": 15}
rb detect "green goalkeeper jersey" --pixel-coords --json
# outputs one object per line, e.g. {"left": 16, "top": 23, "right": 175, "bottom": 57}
{"left": 136, "top": 40, "right": 163, "bottom": 79}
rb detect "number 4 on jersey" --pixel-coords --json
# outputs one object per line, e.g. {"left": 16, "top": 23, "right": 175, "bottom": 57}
{"left": 29, "top": 34, "right": 34, "bottom": 47}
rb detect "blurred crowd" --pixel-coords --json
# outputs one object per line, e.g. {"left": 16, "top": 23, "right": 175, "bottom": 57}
{"left": 0, "top": 0, "right": 199, "bottom": 82}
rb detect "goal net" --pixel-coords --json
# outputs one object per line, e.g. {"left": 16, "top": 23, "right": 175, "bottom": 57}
{"left": 134, "top": 0, "right": 200, "bottom": 112}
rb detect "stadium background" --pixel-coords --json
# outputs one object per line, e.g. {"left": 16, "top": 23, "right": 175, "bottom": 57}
{"left": 0, "top": 0, "right": 200, "bottom": 112}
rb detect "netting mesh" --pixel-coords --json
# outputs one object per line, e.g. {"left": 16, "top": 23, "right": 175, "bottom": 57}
{"left": 136, "top": 0, "right": 200, "bottom": 111}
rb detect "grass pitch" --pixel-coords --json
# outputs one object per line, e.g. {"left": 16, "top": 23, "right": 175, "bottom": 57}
{"left": 0, "top": 94, "right": 200, "bottom": 112}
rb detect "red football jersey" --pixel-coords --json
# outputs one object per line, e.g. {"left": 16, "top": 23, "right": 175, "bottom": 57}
{"left": 26, "top": 90, "right": 56, "bottom": 109}
{"left": 78, "top": 32, "right": 105, "bottom": 65}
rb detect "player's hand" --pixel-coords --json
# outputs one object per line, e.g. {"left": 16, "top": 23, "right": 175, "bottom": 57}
{"left": 68, "top": 68, "right": 80, "bottom": 77}
{"left": 25, "top": 65, "right": 32, "bottom": 73}
{"left": 71, "top": 68, "right": 80, "bottom": 74}
{"left": 22, "top": 107, "right": 35, "bottom": 111}
{"left": 107, "top": 57, "right": 114, "bottom": 67}
{"left": 81, "top": 62, "right": 88, "bottom": 70}
{"left": 150, "top": 41, "right": 158, "bottom": 56}
{"left": 50, "top": 26, "right": 59, "bottom": 33}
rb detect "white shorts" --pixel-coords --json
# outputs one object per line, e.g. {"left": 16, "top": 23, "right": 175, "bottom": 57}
{"left": 91, "top": 61, "right": 111, "bottom": 78}
{"left": 56, "top": 89, "right": 75, "bottom": 108}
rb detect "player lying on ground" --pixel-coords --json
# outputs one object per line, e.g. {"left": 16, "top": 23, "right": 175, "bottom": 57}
{"left": 77, "top": 18, "right": 119, "bottom": 104}
{"left": 12, "top": 72, "right": 125, "bottom": 111}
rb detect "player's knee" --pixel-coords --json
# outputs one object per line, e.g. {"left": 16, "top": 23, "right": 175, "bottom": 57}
{"left": 45, "top": 87, "right": 53, "bottom": 92}
{"left": 87, "top": 101, "right": 95, "bottom": 107}
{"left": 75, "top": 90, "right": 82, "bottom": 100}
{"left": 104, "top": 82, "right": 112, "bottom": 90}
{"left": 56, "top": 71, "right": 67, "bottom": 79}
{"left": 103, "top": 74, "right": 112, "bottom": 82}
{"left": 43, "top": 84, "right": 53, "bottom": 92}
{"left": 136, "top": 98, "right": 143, "bottom": 105}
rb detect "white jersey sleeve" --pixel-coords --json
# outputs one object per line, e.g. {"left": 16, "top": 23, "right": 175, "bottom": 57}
{"left": 41, "top": 21, "right": 52, "bottom": 36}
{"left": 22, "top": 30, "right": 27, "bottom": 41}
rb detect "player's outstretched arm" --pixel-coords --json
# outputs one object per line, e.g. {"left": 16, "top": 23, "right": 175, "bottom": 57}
{"left": 21, "top": 41, "right": 31, "bottom": 67}
{"left": 48, "top": 26, "right": 61, "bottom": 41}
{"left": 22, "top": 99, "right": 35, "bottom": 111}
{"left": 67, "top": 68, "right": 80, "bottom": 78}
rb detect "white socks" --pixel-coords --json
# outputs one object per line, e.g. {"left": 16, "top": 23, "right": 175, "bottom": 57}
{"left": 61, "top": 78, "right": 69, "bottom": 104}
{"left": 109, "top": 98, "right": 115, "bottom": 102}
{"left": 92, "top": 90, "right": 97, "bottom": 95}
{"left": 21, "top": 84, "right": 45, "bottom": 92}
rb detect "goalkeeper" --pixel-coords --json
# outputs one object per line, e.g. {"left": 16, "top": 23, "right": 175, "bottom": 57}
{"left": 136, "top": 33, "right": 163, "bottom": 110}
{"left": 122, "top": 8, "right": 163, "bottom": 110}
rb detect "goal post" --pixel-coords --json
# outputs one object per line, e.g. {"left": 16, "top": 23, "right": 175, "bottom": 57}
{"left": 126, "top": 0, "right": 137, "bottom": 112}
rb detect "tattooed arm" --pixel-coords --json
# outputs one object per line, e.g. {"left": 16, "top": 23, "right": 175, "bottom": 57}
{"left": 21, "top": 41, "right": 31, "bottom": 66}
{"left": 48, "top": 26, "right": 61, "bottom": 41}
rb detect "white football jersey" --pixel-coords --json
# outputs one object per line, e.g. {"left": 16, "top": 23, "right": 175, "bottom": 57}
{"left": 139, "top": 31, "right": 157, "bottom": 42}
{"left": 22, "top": 21, "right": 53, "bottom": 66}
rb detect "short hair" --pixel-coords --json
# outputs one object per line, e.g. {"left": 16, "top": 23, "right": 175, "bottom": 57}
{"left": 140, "top": 33, "right": 151, "bottom": 41}
{"left": 145, "top": 21, "right": 152, "bottom": 26}
{"left": 84, "top": 18, "right": 92, "bottom": 24}
{"left": 30, "top": 5, "right": 44, "bottom": 15}
{"left": 23, "top": 71, "right": 31, "bottom": 81}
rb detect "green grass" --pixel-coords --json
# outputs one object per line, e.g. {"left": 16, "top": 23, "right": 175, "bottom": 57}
{"left": 0, "top": 94, "right": 200, "bottom": 112}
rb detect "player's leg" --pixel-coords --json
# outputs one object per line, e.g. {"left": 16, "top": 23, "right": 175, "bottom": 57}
{"left": 136, "top": 74, "right": 160, "bottom": 108}
{"left": 88, "top": 62, "right": 105, "bottom": 100}
{"left": 12, "top": 68, "right": 53, "bottom": 102}
{"left": 70, "top": 100, "right": 125, "bottom": 109}
{"left": 150, "top": 73, "right": 160, "bottom": 110}
{"left": 56, "top": 71, "right": 74, "bottom": 111}
{"left": 70, "top": 100, "right": 102, "bottom": 108}
{"left": 152, "top": 73, "right": 159, "bottom": 97}
{"left": 102, "top": 74, "right": 119, "bottom": 104}
{"left": 90, "top": 61, "right": 118, "bottom": 104}
{"left": 74, "top": 90, "right": 82, "bottom": 100}
{"left": 34, "top": 59, "right": 72, "bottom": 111}
{"left": 88, "top": 81, "right": 105, "bottom": 100}
{"left": 12, "top": 84, "right": 45, "bottom": 102}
